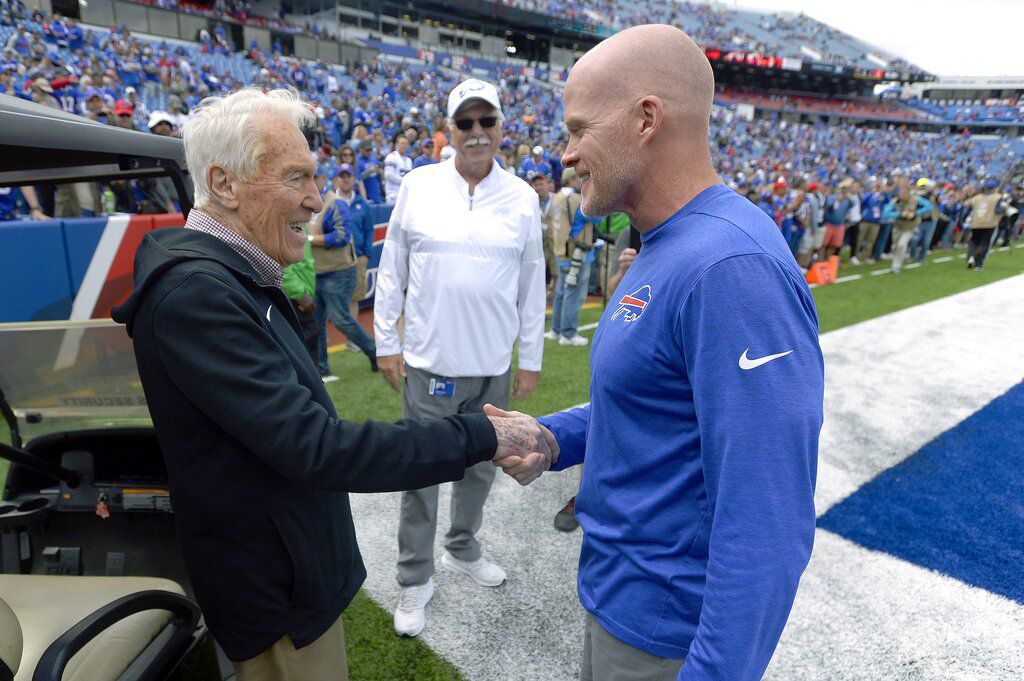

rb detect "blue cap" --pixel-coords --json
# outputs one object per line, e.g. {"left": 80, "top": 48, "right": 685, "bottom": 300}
{"left": 333, "top": 163, "right": 355, "bottom": 177}
{"left": 84, "top": 87, "right": 102, "bottom": 100}
{"left": 983, "top": 178, "right": 997, "bottom": 190}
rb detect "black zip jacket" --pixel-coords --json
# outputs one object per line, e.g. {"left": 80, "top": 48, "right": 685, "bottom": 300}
{"left": 112, "top": 227, "right": 497, "bottom": 660}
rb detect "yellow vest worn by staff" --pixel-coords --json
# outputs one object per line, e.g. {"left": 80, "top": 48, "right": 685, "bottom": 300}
{"left": 309, "top": 187, "right": 357, "bottom": 274}
{"left": 551, "top": 189, "right": 591, "bottom": 259}
{"left": 964, "top": 191, "right": 1003, "bottom": 229}
{"left": 893, "top": 191, "right": 924, "bottom": 233}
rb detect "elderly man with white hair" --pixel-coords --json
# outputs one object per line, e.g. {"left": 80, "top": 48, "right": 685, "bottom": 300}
{"left": 374, "top": 78, "right": 548, "bottom": 638}
{"left": 112, "top": 87, "right": 555, "bottom": 681}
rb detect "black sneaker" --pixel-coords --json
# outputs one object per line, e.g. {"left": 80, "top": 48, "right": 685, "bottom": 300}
{"left": 554, "top": 496, "right": 579, "bottom": 532}
{"left": 368, "top": 355, "right": 379, "bottom": 373}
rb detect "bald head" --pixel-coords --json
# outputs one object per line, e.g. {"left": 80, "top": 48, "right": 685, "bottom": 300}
{"left": 568, "top": 24, "right": 714, "bottom": 137}
{"left": 561, "top": 24, "right": 719, "bottom": 227}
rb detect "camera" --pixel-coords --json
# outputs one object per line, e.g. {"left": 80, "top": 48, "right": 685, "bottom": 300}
{"left": 565, "top": 247, "right": 585, "bottom": 287}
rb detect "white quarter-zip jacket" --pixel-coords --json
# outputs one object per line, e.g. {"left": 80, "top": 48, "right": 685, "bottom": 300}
{"left": 374, "top": 157, "right": 546, "bottom": 377}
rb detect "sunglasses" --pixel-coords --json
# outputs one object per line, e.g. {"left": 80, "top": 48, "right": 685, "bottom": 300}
{"left": 454, "top": 116, "right": 498, "bottom": 131}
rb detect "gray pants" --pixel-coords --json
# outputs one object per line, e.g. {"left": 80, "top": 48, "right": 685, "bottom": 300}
{"left": 581, "top": 613, "right": 685, "bottom": 681}
{"left": 396, "top": 364, "right": 511, "bottom": 586}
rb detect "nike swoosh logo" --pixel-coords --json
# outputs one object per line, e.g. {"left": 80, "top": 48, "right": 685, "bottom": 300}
{"left": 266, "top": 305, "right": 272, "bottom": 322}
{"left": 739, "top": 348, "right": 793, "bottom": 370}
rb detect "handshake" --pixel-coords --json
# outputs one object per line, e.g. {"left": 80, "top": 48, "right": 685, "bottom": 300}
{"left": 483, "top": 404, "right": 558, "bottom": 486}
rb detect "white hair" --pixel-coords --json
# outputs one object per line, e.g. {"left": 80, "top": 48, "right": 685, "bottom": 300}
{"left": 182, "top": 87, "right": 315, "bottom": 207}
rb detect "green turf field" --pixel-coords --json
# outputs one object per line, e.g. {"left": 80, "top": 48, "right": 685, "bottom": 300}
{"left": 1, "top": 242, "right": 1022, "bottom": 680}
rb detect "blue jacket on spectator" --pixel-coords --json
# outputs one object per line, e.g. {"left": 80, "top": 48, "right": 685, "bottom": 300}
{"left": 824, "top": 195, "right": 854, "bottom": 225}
{"left": 320, "top": 193, "right": 352, "bottom": 249}
{"left": 356, "top": 155, "right": 382, "bottom": 203}
{"left": 860, "top": 191, "right": 888, "bottom": 223}
{"left": 340, "top": 192, "right": 374, "bottom": 258}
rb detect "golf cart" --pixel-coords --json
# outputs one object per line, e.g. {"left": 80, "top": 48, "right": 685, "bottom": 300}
{"left": 0, "top": 94, "right": 219, "bottom": 680}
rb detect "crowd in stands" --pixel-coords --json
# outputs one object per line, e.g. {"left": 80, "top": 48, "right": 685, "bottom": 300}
{"left": 905, "top": 96, "right": 1024, "bottom": 123}
{"left": 715, "top": 87, "right": 928, "bottom": 120}
{"left": 3, "top": 0, "right": 1023, "bottom": 277}
{"left": 498, "top": 0, "right": 920, "bottom": 72}
{"left": 709, "top": 107, "right": 1022, "bottom": 191}
{"left": 135, "top": 0, "right": 331, "bottom": 38}
{"left": 733, "top": 172, "right": 1022, "bottom": 275}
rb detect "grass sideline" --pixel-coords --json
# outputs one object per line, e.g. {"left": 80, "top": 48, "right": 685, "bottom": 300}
{"left": 0, "top": 243, "right": 1022, "bottom": 679}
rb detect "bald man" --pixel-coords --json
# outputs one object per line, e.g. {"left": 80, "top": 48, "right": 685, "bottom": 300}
{"left": 530, "top": 25, "right": 824, "bottom": 681}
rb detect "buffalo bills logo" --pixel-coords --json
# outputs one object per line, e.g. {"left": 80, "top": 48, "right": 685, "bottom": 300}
{"left": 457, "top": 81, "right": 485, "bottom": 100}
{"left": 611, "top": 285, "right": 652, "bottom": 323}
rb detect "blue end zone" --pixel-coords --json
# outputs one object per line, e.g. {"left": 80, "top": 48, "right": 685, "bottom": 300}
{"left": 819, "top": 382, "right": 1024, "bottom": 604}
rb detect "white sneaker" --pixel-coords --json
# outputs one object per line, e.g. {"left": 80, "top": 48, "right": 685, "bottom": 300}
{"left": 849, "top": 256, "right": 861, "bottom": 266}
{"left": 559, "top": 334, "right": 589, "bottom": 347}
{"left": 394, "top": 579, "right": 434, "bottom": 637}
{"left": 321, "top": 375, "right": 339, "bottom": 383}
{"left": 440, "top": 551, "right": 506, "bottom": 587}
{"left": 543, "top": 329, "right": 560, "bottom": 341}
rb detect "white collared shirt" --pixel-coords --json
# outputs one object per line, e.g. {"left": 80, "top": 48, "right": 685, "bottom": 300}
{"left": 374, "top": 158, "right": 546, "bottom": 377}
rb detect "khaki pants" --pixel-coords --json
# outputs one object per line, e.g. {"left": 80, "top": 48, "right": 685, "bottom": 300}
{"left": 856, "top": 221, "right": 880, "bottom": 262}
{"left": 351, "top": 255, "right": 368, "bottom": 302}
{"left": 233, "top": 614, "right": 348, "bottom": 681}
{"left": 891, "top": 226, "right": 916, "bottom": 271}
{"left": 580, "top": 612, "right": 684, "bottom": 681}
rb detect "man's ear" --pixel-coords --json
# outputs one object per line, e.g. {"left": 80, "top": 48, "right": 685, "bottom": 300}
{"left": 637, "top": 96, "right": 663, "bottom": 147}
{"left": 207, "top": 164, "right": 239, "bottom": 210}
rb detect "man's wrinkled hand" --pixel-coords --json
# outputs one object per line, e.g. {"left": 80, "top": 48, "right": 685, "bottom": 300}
{"left": 483, "top": 404, "right": 559, "bottom": 486}
{"left": 377, "top": 353, "right": 405, "bottom": 392}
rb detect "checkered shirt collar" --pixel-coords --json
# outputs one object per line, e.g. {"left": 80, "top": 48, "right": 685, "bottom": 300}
{"left": 184, "top": 209, "right": 283, "bottom": 288}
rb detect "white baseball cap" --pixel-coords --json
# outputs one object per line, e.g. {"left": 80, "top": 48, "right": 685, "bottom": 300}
{"left": 147, "top": 111, "right": 175, "bottom": 130}
{"left": 532, "top": 145, "right": 544, "bottom": 156}
{"left": 447, "top": 79, "right": 502, "bottom": 119}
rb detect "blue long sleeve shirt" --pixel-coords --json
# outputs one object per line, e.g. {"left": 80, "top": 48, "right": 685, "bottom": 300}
{"left": 540, "top": 184, "right": 823, "bottom": 680}
{"left": 861, "top": 191, "right": 889, "bottom": 223}
{"left": 341, "top": 192, "right": 375, "bottom": 258}
{"left": 823, "top": 195, "right": 854, "bottom": 225}
{"left": 320, "top": 195, "right": 352, "bottom": 249}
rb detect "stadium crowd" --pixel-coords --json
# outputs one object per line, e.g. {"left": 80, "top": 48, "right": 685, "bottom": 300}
{"left": 2, "top": 0, "right": 1022, "bottom": 278}
{"left": 499, "top": 0, "right": 915, "bottom": 71}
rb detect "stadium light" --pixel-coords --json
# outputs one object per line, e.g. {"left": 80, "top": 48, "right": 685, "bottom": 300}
{"left": 506, "top": 44, "right": 517, "bottom": 54}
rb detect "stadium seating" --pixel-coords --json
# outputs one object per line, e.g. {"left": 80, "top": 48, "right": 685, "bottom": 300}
{"left": 499, "top": 0, "right": 920, "bottom": 72}
{"left": 3, "top": 0, "right": 1021, "bottom": 207}
{"left": 715, "top": 87, "right": 930, "bottom": 121}
{"left": 905, "top": 97, "right": 1024, "bottom": 123}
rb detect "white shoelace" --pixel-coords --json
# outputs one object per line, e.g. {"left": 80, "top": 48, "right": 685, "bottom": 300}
{"left": 398, "top": 585, "right": 429, "bottom": 611}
